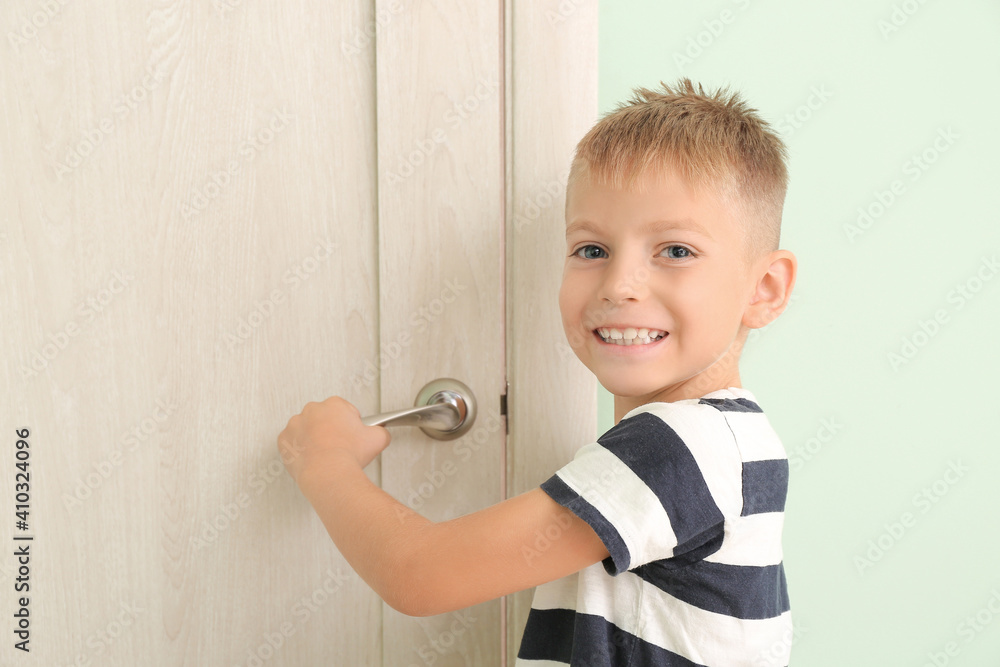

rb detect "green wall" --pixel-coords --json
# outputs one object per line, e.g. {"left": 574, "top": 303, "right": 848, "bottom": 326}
{"left": 595, "top": 1, "right": 1000, "bottom": 663}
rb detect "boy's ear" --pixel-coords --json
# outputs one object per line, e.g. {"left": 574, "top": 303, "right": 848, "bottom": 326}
{"left": 742, "top": 250, "right": 797, "bottom": 330}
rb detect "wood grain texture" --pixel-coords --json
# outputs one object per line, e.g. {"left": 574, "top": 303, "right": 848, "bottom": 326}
{"left": 375, "top": 0, "right": 505, "bottom": 664}
{"left": 1, "top": 0, "right": 383, "bottom": 664}
{"left": 0, "top": 0, "right": 595, "bottom": 663}
{"left": 506, "top": 1, "right": 599, "bottom": 663}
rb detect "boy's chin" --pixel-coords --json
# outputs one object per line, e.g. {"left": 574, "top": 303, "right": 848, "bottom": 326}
{"left": 596, "top": 376, "right": 667, "bottom": 401}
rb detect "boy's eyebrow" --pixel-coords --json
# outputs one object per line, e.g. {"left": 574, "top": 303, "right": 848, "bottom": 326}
{"left": 566, "top": 218, "right": 713, "bottom": 240}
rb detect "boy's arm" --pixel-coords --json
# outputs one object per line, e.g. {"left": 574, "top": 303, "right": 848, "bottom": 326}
{"left": 298, "top": 450, "right": 609, "bottom": 618}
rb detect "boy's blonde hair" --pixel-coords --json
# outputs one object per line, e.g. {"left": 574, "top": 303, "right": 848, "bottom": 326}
{"left": 566, "top": 78, "right": 789, "bottom": 265}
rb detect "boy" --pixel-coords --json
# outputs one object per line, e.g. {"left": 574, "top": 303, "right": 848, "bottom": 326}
{"left": 278, "top": 77, "right": 798, "bottom": 666}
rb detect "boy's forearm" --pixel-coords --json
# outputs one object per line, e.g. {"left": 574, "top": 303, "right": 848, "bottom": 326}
{"left": 298, "top": 451, "right": 434, "bottom": 611}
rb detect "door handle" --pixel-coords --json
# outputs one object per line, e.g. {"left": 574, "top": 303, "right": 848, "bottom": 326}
{"left": 361, "top": 378, "right": 477, "bottom": 441}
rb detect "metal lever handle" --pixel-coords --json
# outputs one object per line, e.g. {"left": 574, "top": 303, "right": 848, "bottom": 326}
{"left": 361, "top": 378, "right": 476, "bottom": 441}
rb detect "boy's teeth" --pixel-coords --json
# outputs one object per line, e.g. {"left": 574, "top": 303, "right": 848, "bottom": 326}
{"left": 597, "top": 327, "right": 665, "bottom": 345}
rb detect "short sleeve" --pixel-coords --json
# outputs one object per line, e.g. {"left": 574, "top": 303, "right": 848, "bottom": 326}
{"left": 539, "top": 410, "right": 726, "bottom": 575}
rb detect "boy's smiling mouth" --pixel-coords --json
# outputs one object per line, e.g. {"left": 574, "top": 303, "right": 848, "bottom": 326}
{"left": 593, "top": 326, "right": 668, "bottom": 346}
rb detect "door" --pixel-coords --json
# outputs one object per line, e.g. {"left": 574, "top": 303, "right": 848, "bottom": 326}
{"left": 0, "top": 1, "right": 596, "bottom": 665}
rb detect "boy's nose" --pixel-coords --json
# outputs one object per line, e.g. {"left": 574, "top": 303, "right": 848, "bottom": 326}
{"left": 598, "top": 259, "right": 648, "bottom": 303}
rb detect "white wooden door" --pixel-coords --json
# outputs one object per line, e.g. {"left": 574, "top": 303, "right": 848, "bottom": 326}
{"left": 0, "top": 1, "right": 596, "bottom": 665}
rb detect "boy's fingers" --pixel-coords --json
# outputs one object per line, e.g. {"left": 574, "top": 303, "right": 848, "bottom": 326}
{"left": 367, "top": 425, "right": 391, "bottom": 450}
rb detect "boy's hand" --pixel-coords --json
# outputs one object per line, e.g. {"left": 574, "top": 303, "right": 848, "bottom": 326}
{"left": 277, "top": 396, "right": 391, "bottom": 485}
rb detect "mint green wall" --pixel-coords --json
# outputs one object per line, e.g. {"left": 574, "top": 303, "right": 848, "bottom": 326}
{"left": 596, "top": 1, "right": 1000, "bottom": 663}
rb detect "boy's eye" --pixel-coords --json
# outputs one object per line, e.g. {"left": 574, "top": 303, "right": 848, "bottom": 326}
{"left": 662, "top": 245, "right": 692, "bottom": 259}
{"left": 571, "top": 245, "right": 693, "bottom": 260}
{"left": 571, "top": 245, "right": 607, "bottom": 259}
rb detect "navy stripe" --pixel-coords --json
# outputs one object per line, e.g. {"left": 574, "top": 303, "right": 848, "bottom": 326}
{"left": 597, "top": 412, "right": 724, "bottom": 565}
{"left": 517, "top": 607, "right": 575, "bottom": 661}
{"left": 668, "top": 523, "right": 725, "bottom": 565}
{"left": 741, "top": 459, "right": 789, "bottom": 516}
{"left": 698, "top": 397, "right": 762, "bottom": 413}
{"left": 517, "top": 608, "right": 706, "bottom": 666}
{"left": 635, "top": 559, "right": 790, "bottom": 620}
{"left": 541, "top": 474, "right": 631, "bottom": 575}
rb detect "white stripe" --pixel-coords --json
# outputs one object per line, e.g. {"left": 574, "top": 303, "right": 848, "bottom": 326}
{"left": 556, "top": 442, "right": 677, "bottom": 568}
{"left": 720, "top": 411, "right": 788, "bottom": 462}
{"left": 704, "top": 513, "right": 785, "bottom": 567}
{"left": 526, "top": 572, "right": 578, "bottom": 611}
{"left": 577, "top": 563, "right": 642, "bottom": 623}
{"left": 635, "top": 587, "right": 793, "bottom": 667}
{"left": 523, "top": 568, "right": 793, "bottom": 666}
{"left": 532, "top": 563, "right": 647, "bottom": 633}
{"left": 636, "top": 403, "right": 744, "bottom": 516}
{"left": 573, "top": 566, "right": 792, "bottom": 666}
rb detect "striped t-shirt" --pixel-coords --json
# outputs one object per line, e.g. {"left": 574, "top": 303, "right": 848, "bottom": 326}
{"left": 515, "top": 387, "right": 792, "bottom": 667}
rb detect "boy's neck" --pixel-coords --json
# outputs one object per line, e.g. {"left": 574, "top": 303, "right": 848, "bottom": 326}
{"left": 613, "top": 374, "right": 742, "bottom": 424}
{"left": 612, "top": 337, "right": 745, "bottom": 423}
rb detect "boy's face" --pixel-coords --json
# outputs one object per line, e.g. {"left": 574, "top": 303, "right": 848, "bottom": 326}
{"left": 559, "top": 166, "right": 759, "bottom": 408}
